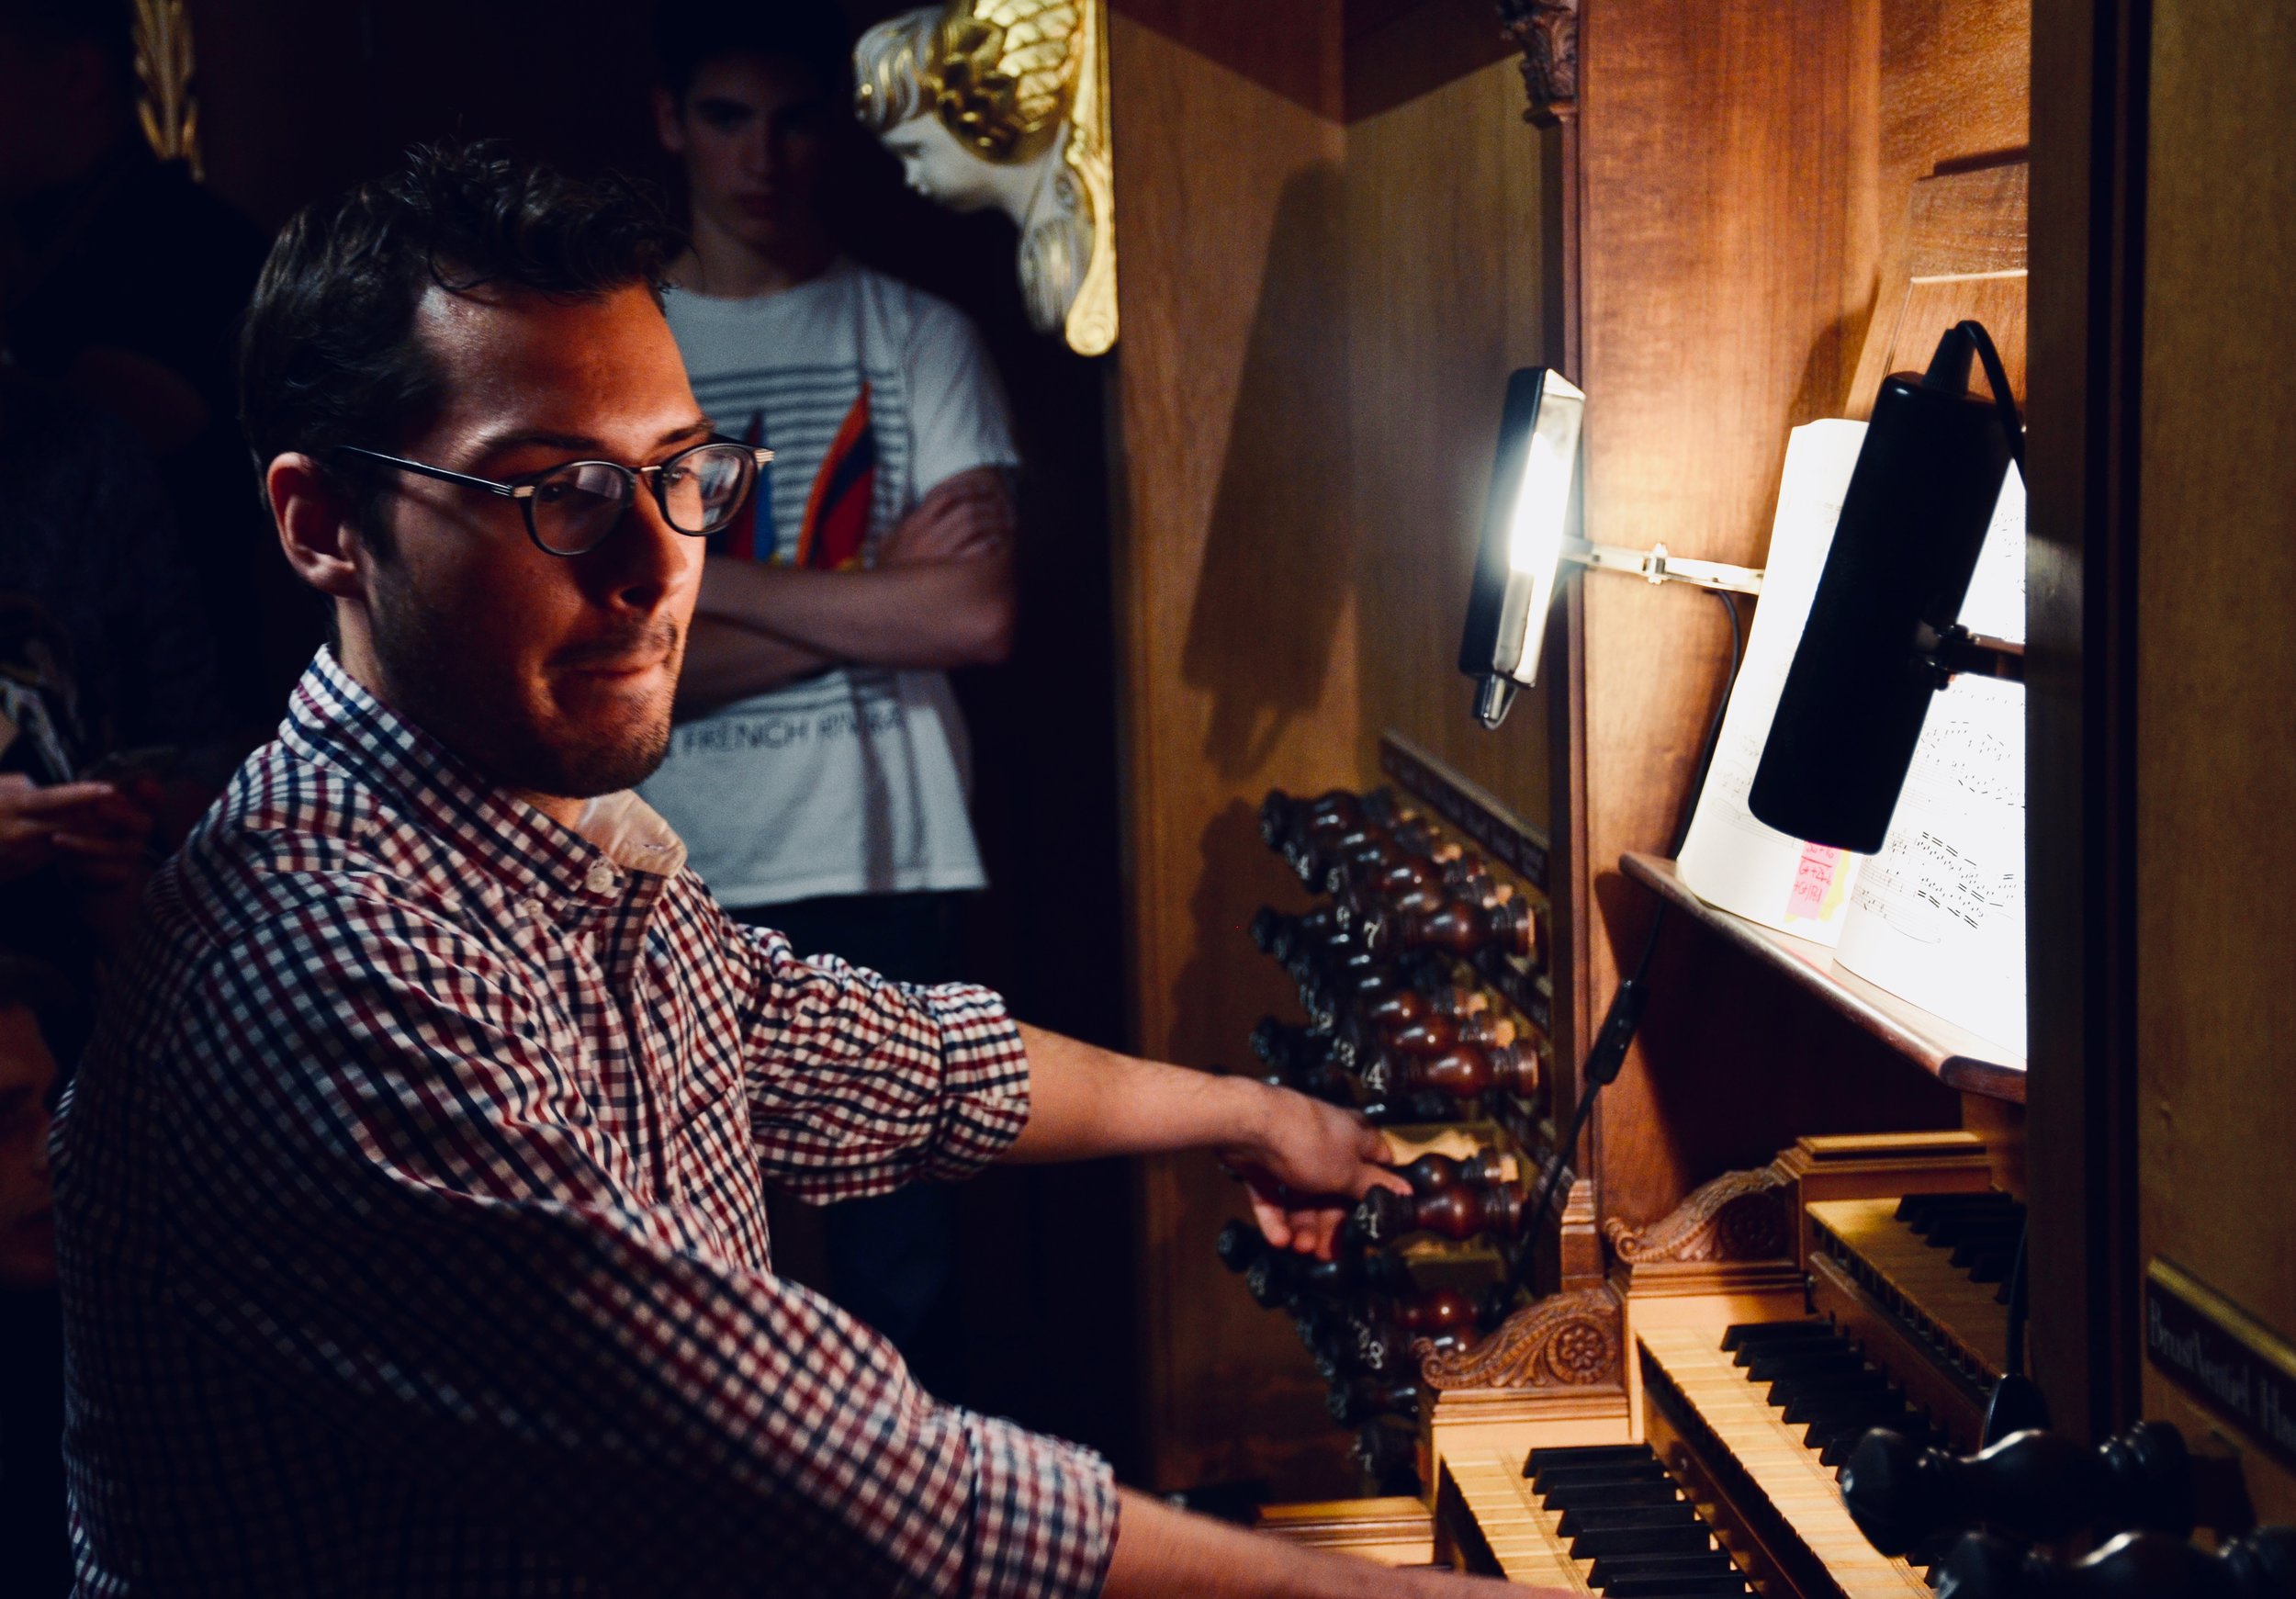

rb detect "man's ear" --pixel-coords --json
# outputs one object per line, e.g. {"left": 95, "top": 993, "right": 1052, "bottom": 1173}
{"left": 267, "top": 454, "right": 367, "bottom": 603}
{"left": 653, "top": 85, "right": 689, "bottom": 155}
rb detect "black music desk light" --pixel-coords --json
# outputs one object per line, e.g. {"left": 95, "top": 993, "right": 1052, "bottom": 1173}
{"left": 1458, "top": 366, "right": 1763, "bottom": 729}
{"left": 1748, "top": 321, "right": 2024, "bottom": 853}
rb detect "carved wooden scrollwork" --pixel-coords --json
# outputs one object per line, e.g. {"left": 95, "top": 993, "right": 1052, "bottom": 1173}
{"left": 1496, "top": 0, "right": 1579, "bottom": 126}
{"left": 1415, "top": 1287, "right": 1621, "bottom": 1391}
{"left": 1604, "top": 1164, "right": 1794, "bottom": 1265}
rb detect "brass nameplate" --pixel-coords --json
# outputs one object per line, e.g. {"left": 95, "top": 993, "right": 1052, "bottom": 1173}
{"left": 2145, "top": 1257, "right": 2296, "bottom": 1471}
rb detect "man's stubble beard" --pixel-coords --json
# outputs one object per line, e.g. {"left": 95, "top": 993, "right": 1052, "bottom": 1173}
{"left": 366, "top": 575, "right": 680, "bottom": 804}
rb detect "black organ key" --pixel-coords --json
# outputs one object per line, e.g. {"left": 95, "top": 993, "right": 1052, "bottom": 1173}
{"left": 1523, "top": 1442, "right": 1661, "bottom": 1477}
{"left": 1720, "top": 1319, "right": 1837, "bottom": 1352}
{"left": 1516, "top": 1441, "right": 1751, "bottom": 1593}
{"left": 1547, "top": 1480, "right": 1687, "bottom": 1515}
{"left": 1587, "top": 1551, "right": 1749, "bottom": 1590}
{"left": 1555, "top": 1500, "right": 1699, "bottom": 1537}
{"left": 1531, "top": 1460, "right": 1670, "bottom": 1494}
{"left": 1736, "top": 1332, "right": 1846, "bottom": 1368}
{"left": 1774, "top": 1374, "right": 1896, "bottom": 1418}
{"left": 1568, "top": 1520, "right": 1716, "bottom": 1560}
{"left": 1745, "top": 1346, "right": 1869, "bottom": 1383}
{"left": 1602, "top": 1577, "right": 1750, "bottom": 1598}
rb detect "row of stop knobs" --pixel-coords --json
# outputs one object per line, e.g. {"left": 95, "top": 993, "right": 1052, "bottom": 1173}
{"left": 1252, "top": 788, "right": 1548, "bottom": 1123}
{"left": 1232, "top": 788, "right": 1547, "bottom": 1483}
{"left": 1215, "top": 1151, "right": 1529, "bottom": 1481}
{"left": 1260, "top": 788, "right": 1544, "bottom": 969}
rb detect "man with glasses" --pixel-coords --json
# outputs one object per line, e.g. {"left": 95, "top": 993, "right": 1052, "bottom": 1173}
{"left": 50, "top": 143, "right": 1521, "bottom": 1599}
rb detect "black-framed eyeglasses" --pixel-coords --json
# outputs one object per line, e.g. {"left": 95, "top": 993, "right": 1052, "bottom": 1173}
{"left": 336, "top": 439, "right": 773, "bottom": 557}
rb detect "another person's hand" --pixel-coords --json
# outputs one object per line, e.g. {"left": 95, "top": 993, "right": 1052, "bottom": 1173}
{"left": 1219, "top": 1085, "right": 1412, "bottom": 1260}
{"left": 0, "top": 774, "right": 141, "bottom": 884}
{"left": 49, "top": 780, "right": 156, "bottom": 888}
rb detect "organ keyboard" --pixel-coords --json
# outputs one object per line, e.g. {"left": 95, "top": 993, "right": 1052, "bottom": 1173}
{"left": 1635, "top": 1324, "right": 1936, "bottom": 1598}
{"left": 1420, "top": 1176, "right": 2028, "bottom": 1593}
{"left": 1442, "top": 1443, "right": 1755, "bottom": 1594}
{"left": 1806, "top": 1192, "right": 2024, "bottom": 1448}
{"left": 1261, "top": 1117, "right": 2047, "bottom": 1592}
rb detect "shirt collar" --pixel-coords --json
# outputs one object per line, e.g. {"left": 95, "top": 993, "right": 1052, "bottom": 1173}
{"left": 279, "top": 648, "right": 687, "bottom": 909}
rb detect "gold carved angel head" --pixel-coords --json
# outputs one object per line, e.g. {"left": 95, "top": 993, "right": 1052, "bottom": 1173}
{"left": 853, "top": 1, "right": 1117, "bottom": 355}
{"left": 854, "top": 2, "right": 1084, "bottom": 166}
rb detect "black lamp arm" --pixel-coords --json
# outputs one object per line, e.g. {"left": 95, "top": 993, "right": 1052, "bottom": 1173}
{"left": 1916, "top": 621, "right": 2027, "bottom": 685}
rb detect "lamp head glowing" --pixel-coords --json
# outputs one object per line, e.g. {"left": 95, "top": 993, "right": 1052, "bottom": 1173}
{"left": 1459, "top": 367, "right": 1585, "bottom": 726}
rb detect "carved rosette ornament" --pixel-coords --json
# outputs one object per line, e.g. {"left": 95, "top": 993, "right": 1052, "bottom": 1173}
{"left": 1496, "top": 0, "right": 1580, "bottom": 127}
{"left": 1603, "top": 1164, "right": 1793, "bottom": 1264}
{"left": 1414, "top": 1288, "right": 1622, "bottom": 1391}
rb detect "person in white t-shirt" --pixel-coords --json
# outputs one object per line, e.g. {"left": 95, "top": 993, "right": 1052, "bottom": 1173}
{"left": 641, "top": 1, "right": 1019, "bottom": 1395}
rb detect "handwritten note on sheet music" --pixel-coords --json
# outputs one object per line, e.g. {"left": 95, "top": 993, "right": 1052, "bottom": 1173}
{"left": 1675, "top": 420, "right": 1869, "bottom": 941}
{"left": 1832, "top": 672, "right": 2027, "bottom": 1054}
{"left": 1832, "top": 466, "right": 2028, "bottom": 1056}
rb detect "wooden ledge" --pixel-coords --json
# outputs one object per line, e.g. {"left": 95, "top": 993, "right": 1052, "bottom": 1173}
{"left": 1620, "top": 851, "right": 2026, "bottom": 1104}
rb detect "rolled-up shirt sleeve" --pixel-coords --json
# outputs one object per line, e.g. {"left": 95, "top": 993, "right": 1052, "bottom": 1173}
{"left": 726, "top": 910, "right": 1036, "bottom": 1199}
{"left": 148, "top": 899, "right": 1114, "bottom": 1597}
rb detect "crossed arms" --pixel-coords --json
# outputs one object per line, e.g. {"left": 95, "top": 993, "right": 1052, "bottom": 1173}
{"left": 675, "top": 464, "right": 1018, "bottom": 717}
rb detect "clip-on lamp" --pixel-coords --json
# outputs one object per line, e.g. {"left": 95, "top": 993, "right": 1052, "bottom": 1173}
{"left": 1458, "top": 367, "right": 1764, "bottom": 731}
{"left": 1749, "top": 321, "right": 2026, "bottom": 853}
{"left": 1451, "top": 366, "right": 1765, "bottom": 1256}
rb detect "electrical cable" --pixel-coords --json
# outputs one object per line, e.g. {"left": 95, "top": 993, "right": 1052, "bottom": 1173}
{"left": 1520, "top": 587, "right": 1745, "bottom": 1270}
{"left": 1954, "top": 319, "right": 2026, "bottom": 474}
{"left": 2003, "top": 1222, "right": 2030, "bottom": 1379}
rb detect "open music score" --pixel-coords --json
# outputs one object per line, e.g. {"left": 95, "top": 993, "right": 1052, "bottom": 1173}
{"left": 1672, "top": 423, "right": 2029, "bottom": 1059}
{"left": 1620, "top": 852, "right": 2025, "bottom": 1102}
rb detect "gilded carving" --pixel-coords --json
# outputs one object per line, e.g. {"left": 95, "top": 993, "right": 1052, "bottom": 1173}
{"left": 1415, "top": 1288, "right": 1622, "bottom": 1391}
{"left": 1496, "top": 0, "right": 1579, "bottom": 126}
{"left": 1604, "top": 1164, "right": 1794, "bottom": 1264}
{"left": 132, "top": 0, "right": 201, "bottom": 177}
{"left": 855, "top": 1, "right": 1118, "bottom": 355}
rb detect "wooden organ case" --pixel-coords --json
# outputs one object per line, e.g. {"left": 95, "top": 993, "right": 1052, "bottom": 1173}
{"left": 1106, "top": 0, "right": 2296, "bottom": 1593}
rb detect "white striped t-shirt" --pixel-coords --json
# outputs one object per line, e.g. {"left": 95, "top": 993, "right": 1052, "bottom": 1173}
{"left": 639, "top": 260, "right": 1019, "bottom": 906}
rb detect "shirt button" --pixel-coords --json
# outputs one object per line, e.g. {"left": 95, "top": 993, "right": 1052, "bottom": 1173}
{"left": 584, "top": 861, "right": 618, "bottom": 894}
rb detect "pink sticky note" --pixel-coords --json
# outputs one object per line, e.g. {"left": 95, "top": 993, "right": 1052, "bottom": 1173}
{"left": 1788, "top": 841, "right": 1843, "bottom": 919}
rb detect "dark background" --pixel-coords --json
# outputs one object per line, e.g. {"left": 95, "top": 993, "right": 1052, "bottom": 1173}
{"left": 184, "top": 0, "right": 1138, "bottom": 1473}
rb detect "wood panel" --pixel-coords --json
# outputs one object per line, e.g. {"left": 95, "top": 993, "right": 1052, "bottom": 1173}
{"left": 1573, "top": 0, "right": 1896, "bottom": 1232}
{"left": 1343, "top": 0, "right": 1524, "bottom": 122}
{"left": 1344, "top": 58, "right": 1553, "bottom": 827}
{"left": 2023, "top": 0, "right": 2147, "bottom": 1447}
{"left": 1847, "top": 0, "right": 2030, "bottom": 411}
{"left": 2134, "top": 0, "right": 2296, "bottom": 1526}
{"left": 1851, "top": 162, "right": 2031, "bottom": 411}
{"left": 1107, "top": 10, "right": 1362, "bottom": 1496}
{"left": 1110, "top": 0, "right": 1346, "bottom": 119}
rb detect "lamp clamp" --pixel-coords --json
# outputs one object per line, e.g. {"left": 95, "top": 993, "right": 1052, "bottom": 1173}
{"left": 1570, "top": 538, "right": 1765, "bottom": 597}
{"left": 1913, "top": 620, "right": 2026, "bottom": 688}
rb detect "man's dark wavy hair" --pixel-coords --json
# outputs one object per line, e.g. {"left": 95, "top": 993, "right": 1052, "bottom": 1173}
{"left": 237, "top": 140, "right": 680, "bottom": 556}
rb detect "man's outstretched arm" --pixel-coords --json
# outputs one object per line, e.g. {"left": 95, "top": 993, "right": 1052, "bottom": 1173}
{"left": 1004, "top": 1024, "right": 1411, "bottom": 1258}
{"left": 1105, "top": 1489, "right": 1548, "bottom": 1598}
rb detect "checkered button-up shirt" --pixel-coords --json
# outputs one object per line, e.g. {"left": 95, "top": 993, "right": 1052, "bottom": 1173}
{"left": 52, "top": 650, "right": 1118, "bottom": 1596}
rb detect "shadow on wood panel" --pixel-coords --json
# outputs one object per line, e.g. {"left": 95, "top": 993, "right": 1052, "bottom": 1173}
{"left": 1179, "top": 162, "right": 1356, "bottom": 782}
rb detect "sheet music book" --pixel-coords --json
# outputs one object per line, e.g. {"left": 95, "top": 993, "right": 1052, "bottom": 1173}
{"left": 1675, "top": 422, "right": 1871, "bottom": 943}
{"left": 1676, "top": 425, "right": 2029, "bottom": 1059}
